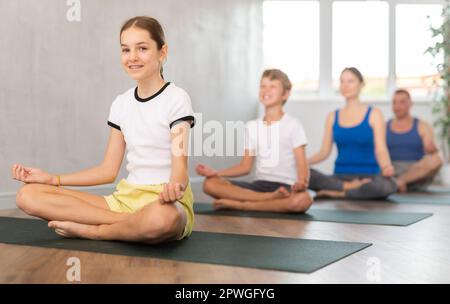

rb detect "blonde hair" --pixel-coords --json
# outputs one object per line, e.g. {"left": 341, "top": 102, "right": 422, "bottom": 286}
{"left": 261, "top": 69, "right": 292, "bottom": 104}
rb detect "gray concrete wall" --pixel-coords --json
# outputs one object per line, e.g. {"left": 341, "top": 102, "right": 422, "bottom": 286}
{"left": 0, "top": 0, "right": 263, "bottom": 198}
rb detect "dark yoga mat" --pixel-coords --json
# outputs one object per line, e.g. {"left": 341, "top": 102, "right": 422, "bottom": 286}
{"left": 389, "top": 193, "right": 450, "bottom": 205}
{"left": 194, "top": 203, "right": 432, "bottom": 226}
{"left": 0, "top": 217, "right": 371, "bottom": 273}
{"left": 426, "top": 186, "right": 450, "bottom": 194}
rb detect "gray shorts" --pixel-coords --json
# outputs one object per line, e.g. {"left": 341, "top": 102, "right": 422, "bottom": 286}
{"left": 393, "top": 161, "right": 436, "bottom": 191}
{"left": 393, "top": 161, "right": 415, "bottom": 176}
{"left": 229, "top": 180, "right": 291, "bottom": 193}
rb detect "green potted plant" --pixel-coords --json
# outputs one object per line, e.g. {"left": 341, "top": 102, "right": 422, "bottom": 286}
{"left": 426, "top": 0, "right": 450, "bottom": 185}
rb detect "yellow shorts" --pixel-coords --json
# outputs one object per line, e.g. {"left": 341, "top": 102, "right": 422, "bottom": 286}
{"left": 104, "top": 179, "right": 195, "bottom": 240}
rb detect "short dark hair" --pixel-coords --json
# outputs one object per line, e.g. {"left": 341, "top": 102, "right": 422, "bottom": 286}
{"left": 394, "top": 89, "right": 411, "bottom": 100}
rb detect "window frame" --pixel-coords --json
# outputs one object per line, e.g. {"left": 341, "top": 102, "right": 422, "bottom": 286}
{"left": 263, "top": 0, "right": 446, "bottom": 103}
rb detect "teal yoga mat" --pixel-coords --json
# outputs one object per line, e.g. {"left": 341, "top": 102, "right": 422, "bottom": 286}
{"left": 425, "top": 186, "right": 450, "bottom": 194}
{"left": 194, "top": 203, "right": 432, "bottom": 226}
{"left": 0, "top": 217, "right": 371, "bottom": 273}
{"left": 389, "top": 193, "right": 450, "bottom": 205}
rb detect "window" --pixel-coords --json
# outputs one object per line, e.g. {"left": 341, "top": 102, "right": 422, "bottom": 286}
{"left": 262, "top": 0, "right": 444, "bottom": 101}
{"left": 396, "top": 4, "right": 443, "bottom": 98}
{"left": 332, "top": 1, "right": 389, "bottom": 99}
{"left": 263, "top": 1, "right": 320, "bottom": 98}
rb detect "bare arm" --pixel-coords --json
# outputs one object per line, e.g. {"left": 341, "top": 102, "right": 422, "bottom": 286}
{"left": 196, "top": 150, "right": 254, "bottom": 178}
{"left": 294, "top": 145, "right": 309, "bottom": 191}
{"left": 57, "top": 128, "right": 126, "bottom": 186}
{"left": 370, "top": 108, "right": 394, "bottom": 176}
{"left": 169, "top": 122, "right": 191, "bottom": 187}
{"left": 197, "top": 121, "right": 255, "bottom": 178}
{"left": 216, "top": 150, "right": 255, "bottom": 178}
{"left": 419, "top": 121, "right": 439, "bottom": 154}
{"left": 308, "top": 112, "right": 334, "bottom": 165}
{"left": 160, "top": 121, "right": 200, "bottom": 204}
{"left": 12, "top": 128, "right": 126, "bottom": 186}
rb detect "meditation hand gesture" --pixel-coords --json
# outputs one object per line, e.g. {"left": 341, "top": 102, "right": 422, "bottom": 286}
{"left": 159, "top": 182, "right": 186, "bottom": 204}
{"left": 292, "top": 180, "right": 308, "bottom": 193}
{"left": 11, "top": 164, "right": 53, "bottom": 185}
{"left": 195, "top": 164, "right": 218, "bottom": 177}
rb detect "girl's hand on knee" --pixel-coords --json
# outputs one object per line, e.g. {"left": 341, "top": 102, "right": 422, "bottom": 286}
{"left": 11, "top": 164, "right": 53, "bottom": 185}
{"left": 195, "top": 164, "right": 218, "bottom": 177}
{"left": 159, "top": 182, "right": 186, "bottom": 204}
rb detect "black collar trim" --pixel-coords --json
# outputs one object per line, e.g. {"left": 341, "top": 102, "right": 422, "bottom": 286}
{"left": 134, "top": 82, "right": 171, "bottom": 103}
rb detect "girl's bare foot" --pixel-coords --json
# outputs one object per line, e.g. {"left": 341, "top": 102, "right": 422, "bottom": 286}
{"left": 48, "top": 221, "right": 100, "bottom": 240}
{"left": 213, "top": 199, "right": 243, "bottom": 210}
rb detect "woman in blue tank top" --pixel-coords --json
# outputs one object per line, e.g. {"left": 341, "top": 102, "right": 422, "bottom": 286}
{"left": 308, "top": 67, "right": 397, "bottom": 200}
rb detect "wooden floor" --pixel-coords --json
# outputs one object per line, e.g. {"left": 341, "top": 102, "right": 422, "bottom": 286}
{"left": 1, "top": 183, "right": 450, "bottom": 283}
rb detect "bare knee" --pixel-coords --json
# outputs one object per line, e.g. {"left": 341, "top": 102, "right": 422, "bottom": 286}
{"left": 429, "top": 154, "right": 443, "bottom": 171}
{"left": 138, "top": 206, "right": 182, "bottom": 242}
{"left": 287, "top": 192, "right": 313, "bottom": 213}
{"left": 203, "top": 177, "right": 223, "bottom": 196}
{"left": 16, "top": 184, "right": 40, "bottom": 215}
{"left": 419, "top": 154, "right": 443, "bottom": 171}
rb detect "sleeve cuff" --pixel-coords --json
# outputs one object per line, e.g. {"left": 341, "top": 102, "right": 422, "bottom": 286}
{"left": 170, "top": 115, "right": 196, "bottom": 129}
{"left": 108, "top": 121, "right": 121, "bottom": 131}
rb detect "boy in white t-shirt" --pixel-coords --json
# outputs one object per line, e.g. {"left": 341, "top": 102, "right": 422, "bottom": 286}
{"left": 196, "top": 69, "right": 313, "bottom": 213}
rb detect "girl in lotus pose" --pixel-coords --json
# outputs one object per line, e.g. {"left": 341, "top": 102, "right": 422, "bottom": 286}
{"left": 12, "top": 16, "right": 196, "bottom": 244}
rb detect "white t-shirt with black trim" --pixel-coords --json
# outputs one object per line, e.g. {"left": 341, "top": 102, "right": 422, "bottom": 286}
{"left": 245, "top": 113, "right": 308, "bottom": 186}
{"left": 107, "top": 82, "right": 195, "bottom": 185}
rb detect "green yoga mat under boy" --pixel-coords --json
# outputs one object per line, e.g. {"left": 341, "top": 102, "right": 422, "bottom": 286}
{"left": 0, "top": 217, "right": 371, "bottom": 273}
{"left": 194, "top": 203, "right": 432, "bottom": 226}
{"left": 389, "top": 193, "right": 450, "bottom": 205}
